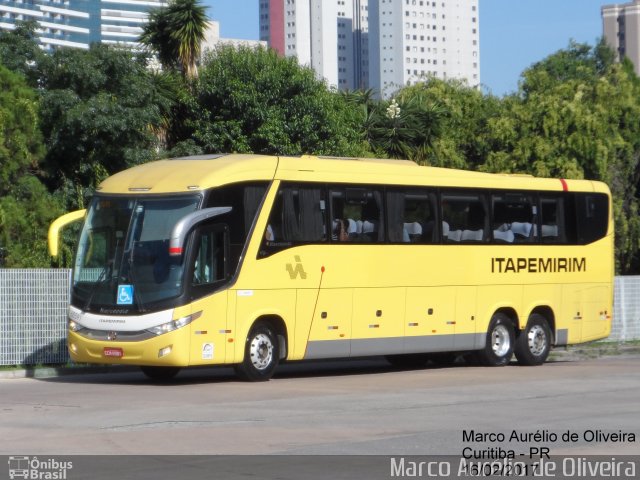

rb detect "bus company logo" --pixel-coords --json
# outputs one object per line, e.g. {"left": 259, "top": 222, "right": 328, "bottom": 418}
{"left": 491, "top": 257, "right": 587, "bottom": 274}
{"left": 8, "top": 456, "right": 73, "bottom": 479}
{"left": 286, "top": 255, "right": 307, "bottom": 280}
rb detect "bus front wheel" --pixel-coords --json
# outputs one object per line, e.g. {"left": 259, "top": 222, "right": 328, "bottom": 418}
{"left": 515, "top": 314, "right": 551, "bottom": 366}
{"left": 234, "top": 322, "right": 280, "bottom": 382}
{"left": 477, "top": 313, "right": 515, "bottom": 366}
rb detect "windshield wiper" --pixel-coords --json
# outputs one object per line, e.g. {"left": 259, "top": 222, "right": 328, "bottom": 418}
{"left": 82, "top": 262, "right": 113, "bottom": 312}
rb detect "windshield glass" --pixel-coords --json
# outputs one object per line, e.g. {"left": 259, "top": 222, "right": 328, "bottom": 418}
{"left": 73, "top": 195, "right": 200, "bottom": 312}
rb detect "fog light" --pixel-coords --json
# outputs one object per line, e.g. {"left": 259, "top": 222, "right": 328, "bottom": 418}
{"left": 158, "top": 346, "right": 172, "bottom": 358}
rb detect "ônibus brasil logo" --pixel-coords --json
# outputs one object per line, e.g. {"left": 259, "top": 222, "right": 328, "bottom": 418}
{"left": 8, "top": 456, "right": 73, "bottom": 479}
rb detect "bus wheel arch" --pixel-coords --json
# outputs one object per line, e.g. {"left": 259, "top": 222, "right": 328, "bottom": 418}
{"left": 234, "top": 315, "right": 287, "bottom": 382}
{"left": 515, "top": 309, "right": 553, "bottom": 366}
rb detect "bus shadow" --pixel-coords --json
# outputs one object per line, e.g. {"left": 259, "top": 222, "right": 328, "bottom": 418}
{"left": 36, "top": 355, "right": 477, "bottom": 386}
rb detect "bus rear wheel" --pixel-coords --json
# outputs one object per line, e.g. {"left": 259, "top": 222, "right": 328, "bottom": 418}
{"left": 477, "top": 313, "right": 515, "bottom": 366}
{"left": 140, "top": 366, "right": 181, "bottom": 381}
{"left": 515, "top": 314, "right": 551, "bottom": 366}
{"left": 234, "top": 322, "right": 280, "bottom": 382}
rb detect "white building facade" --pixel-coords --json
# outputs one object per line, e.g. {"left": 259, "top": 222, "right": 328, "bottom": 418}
{"left": 0, "top": 0, "right": 167, "bottom": 50}
{"left": 261, "top": 0, "right": 479, "bottom": 96}
{"left": 369, "top": 0, "right": 480, "bottom": 98}
{"left": 260, "top": 0, "right": 369, "bottom": 89}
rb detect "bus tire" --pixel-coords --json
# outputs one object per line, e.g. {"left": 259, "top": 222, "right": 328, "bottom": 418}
{"left": 477, "top": 313, "right": 515, "bottom": 366}
{"left": 234, "top": 322, "right": 279, "bottom": 382}
{"left": 140, "top": 366, "right": 181, "bottom": 381}
{"left": 515, "top": 314, "right": 551, "bottom": 366}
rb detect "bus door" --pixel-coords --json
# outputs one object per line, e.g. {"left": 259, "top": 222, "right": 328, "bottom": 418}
{"left": 404, "top": 287, "right": 455, "bottom": 353}
{"left": 187, "top": 224, "right": 231, "bottom": 365}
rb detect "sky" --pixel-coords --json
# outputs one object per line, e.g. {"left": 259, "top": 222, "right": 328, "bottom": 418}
{"left": 203, "top": 0, "right": 612, "bottom": 97}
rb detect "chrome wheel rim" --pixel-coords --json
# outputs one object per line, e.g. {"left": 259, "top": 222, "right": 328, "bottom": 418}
{"left": 249, "top": 333, "right": 274, "bottom": 370}
{"left": 491, "top": 324, "right": 511, "bottom": 357}
{"left": 527, "top": 325, "right": 547, "bottom": 356}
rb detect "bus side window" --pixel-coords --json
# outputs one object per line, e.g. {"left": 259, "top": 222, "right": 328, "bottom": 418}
{"left": 540, "top": 196, "right": 565, "bottom": 243}
{"left": 192, "top": 227, "right": 227, "bottom": 286}
{"left": 386, "top": 189, "right": 437, "bottom": 243}
{"left": 261, "top": 184, "right": 327, "bottom": 254}
{"left": 441, "top": 192, "right": 488, "bottom": 243}
{"left": 491, "top": 193, "right": 536, "bottom": 243}
{"left": 574, "top": 193, "right": 609, "bottom": 244}
{"left": 331, "top": 187, "right": 384, "bottom": 242}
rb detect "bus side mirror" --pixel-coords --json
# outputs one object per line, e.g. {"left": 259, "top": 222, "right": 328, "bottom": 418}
{"left": 169, "top": 207, "right": 232, "bottom": 256}
{"left": 48, "top": 209, "right": 86, "bottom": 258}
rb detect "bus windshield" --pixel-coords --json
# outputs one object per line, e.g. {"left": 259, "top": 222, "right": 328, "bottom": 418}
{"left": 73, "top": 195, "right": 201, "bottom": 312}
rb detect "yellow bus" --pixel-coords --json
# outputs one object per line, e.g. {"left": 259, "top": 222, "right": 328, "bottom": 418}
{"left": 49, "top": 154, "right": 614, "bottom": 381}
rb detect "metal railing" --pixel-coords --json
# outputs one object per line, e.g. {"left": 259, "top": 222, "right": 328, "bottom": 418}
{"left": 1, "top": 269, "right": 638, "bottom": 366}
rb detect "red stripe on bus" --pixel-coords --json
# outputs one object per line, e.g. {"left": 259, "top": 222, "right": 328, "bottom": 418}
{"left": 560, "top": 179, "right": 568, "bottom": 191}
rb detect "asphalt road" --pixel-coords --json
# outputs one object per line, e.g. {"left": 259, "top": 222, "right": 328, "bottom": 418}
{"left": 1, "top": 355, "right": 639, "bottom": 457}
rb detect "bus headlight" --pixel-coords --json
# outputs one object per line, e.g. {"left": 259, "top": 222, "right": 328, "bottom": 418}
{"left": 145, "top": 311, "right": 202, "bottom": 336}
{"left": 68, "top": 319, "right": 86, "bottom": 332}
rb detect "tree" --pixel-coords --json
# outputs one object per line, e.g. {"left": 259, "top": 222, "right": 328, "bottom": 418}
{"left": 0, "top": 20, "right": 44, "bottom": 84}
{"left": 395, "top": 78, "right": 501, "bottom": 169}
{"left": 140, "top": 0, "right": 208, "bottom": 79}
{"left": 0, "top": 65, "right": 61, "bottom": 267}
{"left": 188, "top": 45, "right": 370, "bottom": 157}
{"left": 36, "top": 44, "right": 179, "bottom": 207}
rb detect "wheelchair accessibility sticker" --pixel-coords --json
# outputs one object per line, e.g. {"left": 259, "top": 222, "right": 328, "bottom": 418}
{"left": 117, "top": 285, "right": 134, "bottom": 305}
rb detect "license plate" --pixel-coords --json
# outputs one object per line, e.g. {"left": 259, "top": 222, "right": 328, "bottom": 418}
{"left": 103, "top": 347, "right": 123, "bottom": 358}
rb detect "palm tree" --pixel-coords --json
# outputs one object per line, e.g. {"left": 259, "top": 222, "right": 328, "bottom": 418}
{"left": 140, "top": 0, "right": 208, "bottom": 80}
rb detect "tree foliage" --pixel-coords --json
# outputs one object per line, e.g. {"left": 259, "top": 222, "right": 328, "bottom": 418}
{"left": 188, "top": 46, "right": 370, "bottom": 157}
{"left": 140, "top": 0, "right": 208, "bottom": 79}
{"left": 0, "top": 65, "right": 60, "bottom": 267}
{"left": 36, "top": 44, "right": 179, "bottom": 206}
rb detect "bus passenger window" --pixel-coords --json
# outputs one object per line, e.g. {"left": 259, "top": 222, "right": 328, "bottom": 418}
{"left": 574, "top": 193, "right": 609, "bottom": 244}
{"left": 491, "top": 193, "right": 536, "bottom": 243}
{"left": 262, "top": 184, "right": 326, "bottom": 254}
{"left": 441, "top": 193, "right": 488, "bottom": 243}
{"left": 539, "top": 196, "right": 566, "bottom": 243}
{"left": 386, "top": 189, "right": 437, "bottom": 243}
{"left": 331, "top": 187, "right": 384, "bottom": 242}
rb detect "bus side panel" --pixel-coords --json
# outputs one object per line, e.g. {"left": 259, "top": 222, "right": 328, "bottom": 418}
{"left": 188, "top": 292, "right": 229, "bottom": 366}
{"left": 298, "top": 288, "right": 352, "bottom": 360}
{"left": 351, "top": 287, "right": 405, "bottom": 356}
{"left": 561, "top": 283, "right": 612, "bottom": 344}
{"left": 230, "top": 289, "right": 297, "bottom": 364}
{"left": 404, "top": 287, "right": 455, "bottom": 353}
{"left": 454, "top": 286, "right": 479, "bottom": 349}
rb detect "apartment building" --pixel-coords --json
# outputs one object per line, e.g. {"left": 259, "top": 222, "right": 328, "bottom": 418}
{"left": 369, "top": 0, "right": 480, "bottom": 98}
{"left": 261, "top": 0, "right": 479, "bottom": 96}
{"left": 0, "top": 0, "right": 166, "bottom": 50}
{"left": 260, "top": 0, "right": 369, "bottom": 89}
{"left": 602, "top": 0, "right": 640, "bottom": 75}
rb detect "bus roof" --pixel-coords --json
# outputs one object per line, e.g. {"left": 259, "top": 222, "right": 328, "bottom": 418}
{"left": 96, "top": 153, "right": 610, "bottom": 195}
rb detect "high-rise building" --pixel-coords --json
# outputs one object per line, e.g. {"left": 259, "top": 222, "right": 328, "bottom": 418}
{"left": 0, "top": 0, "right": 166, "bottom": 50}
{"left": 602, "top": 0, "right": 640, "bottom": 76}
{"left": 260, "top": 0, "right": 479, "bottom": 97}
{"left": 369, "top": 0, "right": 480, "bottom": 98}
{"left": 259, "top": 0, "right": 369, "bottom": 89}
